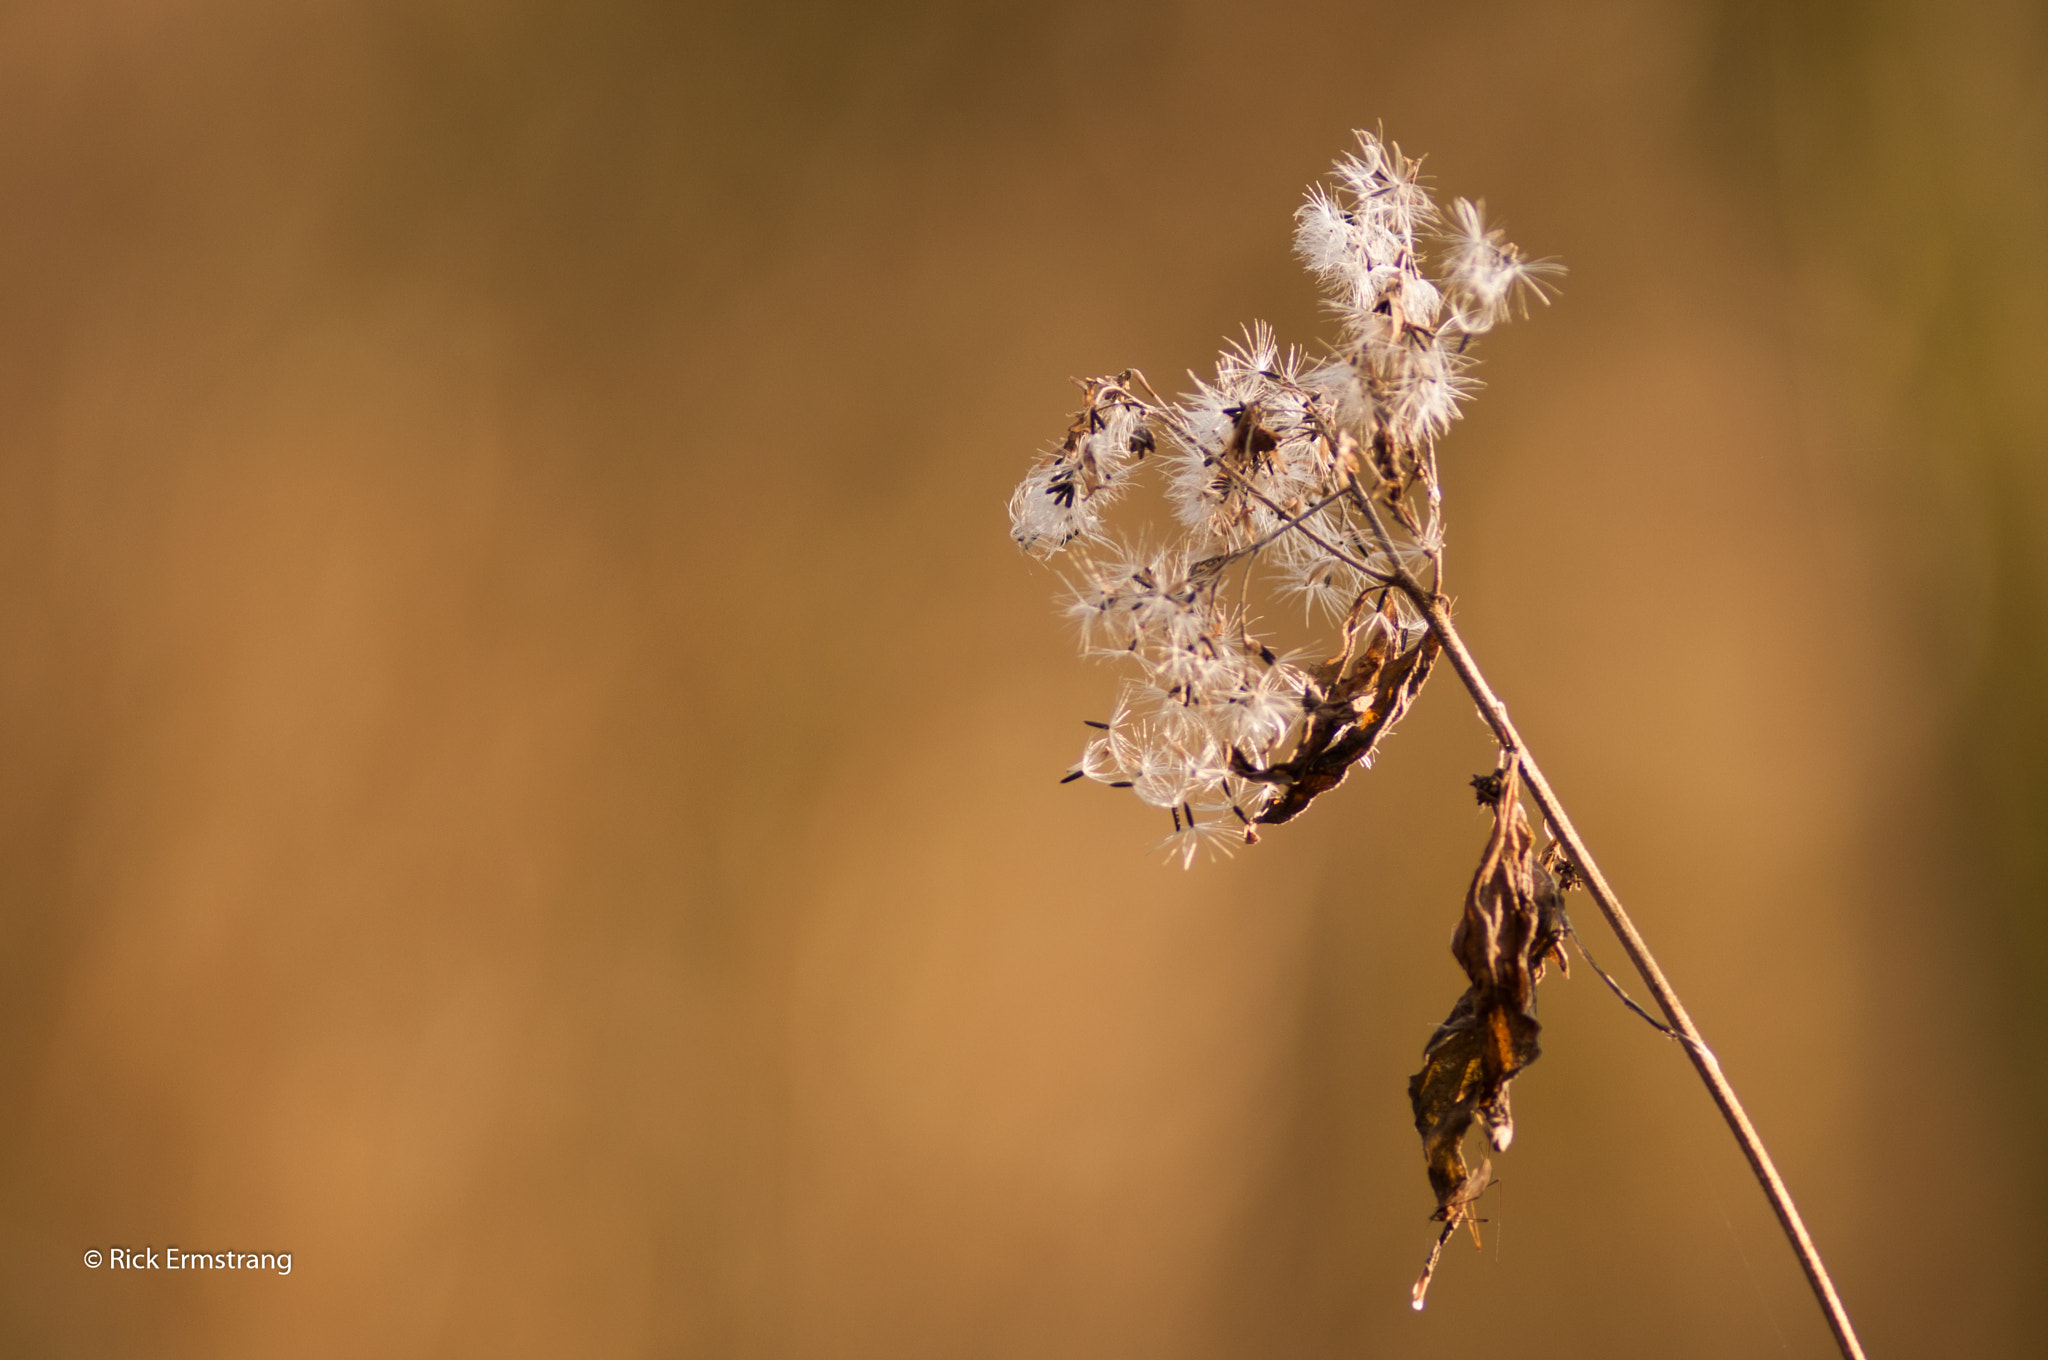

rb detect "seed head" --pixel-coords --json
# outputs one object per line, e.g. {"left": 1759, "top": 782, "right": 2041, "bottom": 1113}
{"left": 1010, "top": 131, "right": 1560, "bottom": 864}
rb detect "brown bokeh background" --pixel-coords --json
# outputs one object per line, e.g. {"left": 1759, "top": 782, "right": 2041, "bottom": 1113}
{"left": 1, "top": 1, "right": 2042, "bottom": 1355}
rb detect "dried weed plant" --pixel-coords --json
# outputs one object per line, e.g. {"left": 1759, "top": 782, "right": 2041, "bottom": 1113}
{"left": 1007, "top": 132, "right": 1866, "bottom": 1356}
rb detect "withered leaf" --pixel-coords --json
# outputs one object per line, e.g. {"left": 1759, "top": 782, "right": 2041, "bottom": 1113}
{"left": 1407, "top": 769, "right": 1568, "bottom": 1306}
{"left": 1231, "top": 598, "right": 1439, "bottom": 825}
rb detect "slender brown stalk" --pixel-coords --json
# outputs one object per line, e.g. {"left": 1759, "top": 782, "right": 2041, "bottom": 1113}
{"left": 1414, "top": 592, "right": 1868, "bottom": 1360}
{"left": 1015, "top": 134, "right": 1866, "bottom": 1354}
{"left": 1326, "top": 484, "right": 1866, "bottom": 1355}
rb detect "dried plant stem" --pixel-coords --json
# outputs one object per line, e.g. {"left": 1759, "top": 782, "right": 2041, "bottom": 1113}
{"left": 1225, "top": 481, "right": 1863, "bottom": 1351}
{"left": 1016, "top": 135, "right": 1864, "bottom": 1349}
{"left": 1411, "top": 591, "right": 1867, "bottom": 1360}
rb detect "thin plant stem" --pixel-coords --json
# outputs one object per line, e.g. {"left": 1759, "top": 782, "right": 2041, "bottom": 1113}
{"left": 1340, "top": 483, "right": 1868, "bottom": 1359}
{"left": 1025, "top": 135, "right": 1864, "bottom": 1349}
{"left": 1413, "top": 597, "right": 1866, "bottom": 1360}
{"left": 1209, "top": 463, "right": 1866, "bottom": 1356}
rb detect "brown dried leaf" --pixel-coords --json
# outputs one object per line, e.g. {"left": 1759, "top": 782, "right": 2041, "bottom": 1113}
{"left": 1231, "top": 598, "right": 1439, "bottom": 824}
{"left": 1407, "top": 769, "right": 1567, "bottom": 1306}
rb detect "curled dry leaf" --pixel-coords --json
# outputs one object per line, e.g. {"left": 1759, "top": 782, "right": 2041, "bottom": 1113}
{"left": 1231, "top": 597, "right": 1439, "bottom": 824}
{"left": 1407, "top": 766, "right": 1568, "bottom": 1306}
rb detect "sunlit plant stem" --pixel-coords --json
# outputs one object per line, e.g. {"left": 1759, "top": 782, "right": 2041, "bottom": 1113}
{"left": 1007, "top": 131, "right": 1866, "bottom": 1358}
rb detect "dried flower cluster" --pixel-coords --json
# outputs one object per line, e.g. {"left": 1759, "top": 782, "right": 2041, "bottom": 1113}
{"left": 1006, "top": 135, "right": 1869, "bottom": 1358}
{"left": 1009, "top": 132, "right": 1559, "bottom": 868}
{"left": 1010, "top": 130, "right": 1568, "bottom": 1305}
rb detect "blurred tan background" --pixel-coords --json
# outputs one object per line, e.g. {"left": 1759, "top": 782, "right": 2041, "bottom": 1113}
{"left": 0, "top": 1, "right": 2041, "bottom": 1355}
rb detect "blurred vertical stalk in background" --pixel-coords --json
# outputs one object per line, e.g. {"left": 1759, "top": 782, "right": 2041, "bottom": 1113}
{"left": 1706, "top": 0, "right": 2048, "bottom": 1105}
